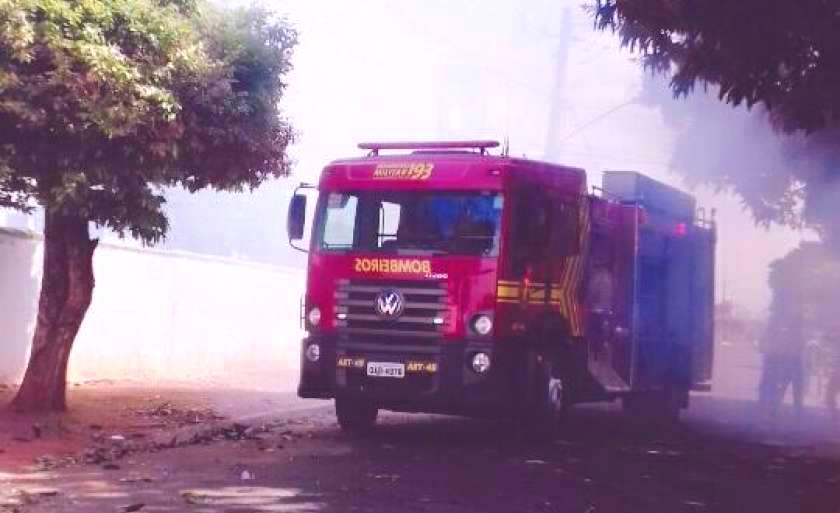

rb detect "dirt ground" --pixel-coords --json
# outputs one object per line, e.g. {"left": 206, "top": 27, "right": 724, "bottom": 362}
{"left": 0, "top": 382, "right": 310, "bottom": 471}
{"left": 2, "top": 384, "right": 840, "bottom": 513}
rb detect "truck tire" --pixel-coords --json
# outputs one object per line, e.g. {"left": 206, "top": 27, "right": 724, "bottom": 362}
{"left": 518, "top": 354, "right": 566, "bottom": 440}
{"left": 335, "top": 397, "right": 378, "bottom": 433}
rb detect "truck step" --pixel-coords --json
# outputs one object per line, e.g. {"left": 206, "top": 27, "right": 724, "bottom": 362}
{"left": 588, "top": 359, "right": 631, "bottom": 393}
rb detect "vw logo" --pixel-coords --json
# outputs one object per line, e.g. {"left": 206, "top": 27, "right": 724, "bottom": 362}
{"left": 374, "top": 289, "right": 405, "bottom": 320}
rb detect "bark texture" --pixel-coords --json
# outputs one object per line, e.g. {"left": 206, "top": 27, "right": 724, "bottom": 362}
{"left": 11, "top": 213, "right": 98, "bottom": 412}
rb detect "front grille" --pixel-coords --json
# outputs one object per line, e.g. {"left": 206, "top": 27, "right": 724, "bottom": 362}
{"left": 334, "top": 279, "right": 448, "bottom": 341}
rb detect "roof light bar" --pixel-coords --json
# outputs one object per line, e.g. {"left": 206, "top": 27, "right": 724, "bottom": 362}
{"left": 358, "top": 140, "right": 500, "bottom": 156}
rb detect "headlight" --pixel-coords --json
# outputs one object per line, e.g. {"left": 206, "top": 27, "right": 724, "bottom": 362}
{"left": 471, "top": 352, "right": 491, "bottom": 374}
{"left": 304, "top": 343, "right": 321, "bottom": 362}
{"left": 307, "top": 307, "right": 322, "bottom": 327}
{"left": 472, "top": 315, "right": 493, "bottom": 336}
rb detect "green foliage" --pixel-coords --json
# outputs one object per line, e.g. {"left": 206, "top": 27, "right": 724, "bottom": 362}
{"left": 768, "top": 242, "right": 840, "bottom": 334}
{"left": 0, "top": 0, "right": 297, "bottom": 242}
{"left": 594, "top": 0, "right": 840, "bottom": 133}
{"left": 595, "top": 1, "right": 840, "bottom": 248}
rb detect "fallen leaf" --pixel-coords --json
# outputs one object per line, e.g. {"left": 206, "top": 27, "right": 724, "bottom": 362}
{"left": 13, "top": 489, "right": 59, "bottom": 505}
{"left": 12, "top": 491, "right": 34, "bottom": 506}
{"left": 368, "top": 474, "right": 400, "bottom": 482}
{"left": 29, "top": 489, "right": 59, "bottom": 498}
{"left": 119, "top": 477, "right": 154, "bottom": 484}
{"left": 181, "top": 491, "right": 207, "bottom": 505}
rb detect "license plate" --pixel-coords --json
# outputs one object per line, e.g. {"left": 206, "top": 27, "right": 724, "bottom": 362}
{"left": 366, "top": 362, "right": 405, "bottom": 378}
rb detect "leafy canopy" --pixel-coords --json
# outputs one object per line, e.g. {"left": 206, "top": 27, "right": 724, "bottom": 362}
{"left": 594, "top": 1, "right": 840, "bottom": 247}
{"left": 767, "top": 241, "right": 840, "bottom": 334}
{"left": 0, "top": 0, "right": 296, "bottom": 241}
{"left": 594, "top": 0, "right": 840, "bottom": 133}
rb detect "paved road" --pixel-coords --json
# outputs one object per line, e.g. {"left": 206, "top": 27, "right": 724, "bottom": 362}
{"left": 4, "top": 394, "right": 840, "bottom": 513}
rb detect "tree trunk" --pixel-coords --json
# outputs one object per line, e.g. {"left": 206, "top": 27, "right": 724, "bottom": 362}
{"left": 11, "top": 213, "right": 98, "bottom": 413}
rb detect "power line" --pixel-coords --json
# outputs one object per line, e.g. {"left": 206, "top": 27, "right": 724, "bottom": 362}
{"left": 556, "top": 100, "right": 638, "bottom": 145}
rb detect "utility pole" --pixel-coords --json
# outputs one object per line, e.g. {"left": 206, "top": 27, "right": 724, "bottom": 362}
{"left": 544, "top": 6, "right": 574, "bottom": 162}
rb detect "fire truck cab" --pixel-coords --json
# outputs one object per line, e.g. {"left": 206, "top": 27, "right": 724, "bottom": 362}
{"left": 288, "top": 141, "right": 715, "bottom": 432}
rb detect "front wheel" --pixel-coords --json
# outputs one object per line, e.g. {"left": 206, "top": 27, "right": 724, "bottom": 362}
{"left": 519, "top": 355, "right": 568, "bottom": 440}
{"left": 335, "top": 397, "right": 378, "bottom": 433}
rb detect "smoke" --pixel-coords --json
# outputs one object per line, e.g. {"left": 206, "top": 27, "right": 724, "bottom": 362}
{"left": 634, "top": 74, "right": 840, "bottom": 438}
{"left": 638, "top": 75, "right": 840, "bottom": 250}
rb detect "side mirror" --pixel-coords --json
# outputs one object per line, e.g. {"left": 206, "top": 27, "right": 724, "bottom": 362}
{"left": 287, "top": 194, "right": 307, "bottom": 241}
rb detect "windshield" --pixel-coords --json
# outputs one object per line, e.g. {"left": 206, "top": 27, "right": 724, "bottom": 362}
{"left": 315, "top": 191, "right": 503, "bottom": 256}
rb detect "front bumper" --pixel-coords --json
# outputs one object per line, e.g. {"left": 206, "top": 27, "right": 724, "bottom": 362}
{"left": 297, "top": 335, "right": 512, "bottom": 416}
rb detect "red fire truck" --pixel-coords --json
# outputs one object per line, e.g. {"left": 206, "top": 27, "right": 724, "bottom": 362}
{"left": 288, "top": 141, "right": 715, "bottom": 432}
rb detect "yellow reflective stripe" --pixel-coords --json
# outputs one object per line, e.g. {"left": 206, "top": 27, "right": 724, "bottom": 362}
{"left": 497, "top": 284, "right": 521, "bottom": 299}
{"left": 528, "top": 289, "right": 546, "bottom": 301}
{"left": 569, "top": 201, "right": 592, "bottom": 337}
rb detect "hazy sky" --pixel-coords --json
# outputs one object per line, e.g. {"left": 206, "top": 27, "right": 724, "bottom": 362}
{"left": 0, "top": 0, "right": 810, "bottom": 314}
{"left": 269, "top": 0, "right": 808, "bottom": 314}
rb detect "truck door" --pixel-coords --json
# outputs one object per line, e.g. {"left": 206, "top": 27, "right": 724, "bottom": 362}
{"left": 636, "top": 218, "right": 716, "bottom": 392}
{"left": 507, "top": 188, "right": 551, "bottom": 310}
{"left": 585, "top": 202, "right": 633, "bottom": 392}
{"left": 630, "top": 216, "right": 677, "bottom": 390}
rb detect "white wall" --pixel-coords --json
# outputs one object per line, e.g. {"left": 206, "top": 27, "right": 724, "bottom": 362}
{"left": 0, "top": 229, "right": 42, "bottom": 384}
{"left": 0, "top": 228, "right": 306, "bottom": 390}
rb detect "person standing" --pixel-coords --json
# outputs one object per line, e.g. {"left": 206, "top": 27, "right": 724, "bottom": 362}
{"left": 823, "top": 327, "right": 840, "bottom": 421}
{"left": 758, "top": 264, "right": 806, "bottom": 419}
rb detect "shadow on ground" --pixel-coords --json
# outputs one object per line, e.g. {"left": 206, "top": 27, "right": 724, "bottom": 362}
{"left": 3, "top": 394, "right": 839, "bottom": 513}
